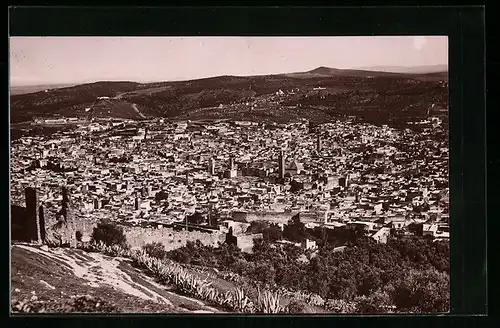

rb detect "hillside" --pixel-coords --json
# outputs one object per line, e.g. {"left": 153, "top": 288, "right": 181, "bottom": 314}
{"left": 11, "top": 243, "right": 328, "bottom": 314}
{"left": 356, "top": 64, "right": 448, "bottom": 74}
{"left": 10, "top": 243, "right": 223, "bottom": 313}
{"left": 9, "top": 67, "right": 448, "bottom": 125}
{"left": 10, "top": 83, "right": 79, "bottom": 96}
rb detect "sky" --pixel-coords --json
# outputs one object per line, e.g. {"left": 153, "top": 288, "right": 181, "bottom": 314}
{"left": 9, "top": 36, "right": 448, "bottom": 86}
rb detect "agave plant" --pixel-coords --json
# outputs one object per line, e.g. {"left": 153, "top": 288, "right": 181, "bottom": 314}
{"left": 256, "top": 287, "right": 283, "bottom": 313}
{"left": 200, "top": 287, "right": 218, "bottom": 302}
{"left": 232, "top": 287, "right": 253, "bottom": 313}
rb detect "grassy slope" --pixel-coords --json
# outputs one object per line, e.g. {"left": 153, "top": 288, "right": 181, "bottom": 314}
{"left": 10, "top": 244, "right": 221, "bottom": 313}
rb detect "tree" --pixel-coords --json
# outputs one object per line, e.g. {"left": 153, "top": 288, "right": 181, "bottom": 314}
{"left": 143, "top": 242, "right": 167, "bottom": 259}
{"left": 390, "top": 268, "right": 450, "bottom": 313}
{"left": 91, "top": 219, "right": 128, "bottom": 248}
{"left": 246, "top": 221, "right": 269, "bottom": 234}
{"left": 263, "top": 224, "right": 283, "bottom": 242}
{"left": 283, "top": 217, "right": 307, "bottom": 242}
{"left": 355, "top": 290, "right": 393, "bottom": 314}
{"left": 247, "top": 221, "right": 283, "bottom": 242}
{"left": 187, "top": 212, "right": 205, "bottom": 225}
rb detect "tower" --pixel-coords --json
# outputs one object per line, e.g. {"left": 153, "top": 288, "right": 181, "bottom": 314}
{"left": 135, "top": 196, "right": 140, "bottom": 211}
{"left": 25, "top": 187, "right": 42, "bottom": 243}
{"left": 278, "top": 150, "right": 285, "bottom": 179}
{"left": 209, "top": 157, "right": 216, "bottom": 175}
{"left": 229, "top": 157, "right": 235, "bottom": 170}
{"left": 317, "top": 134, "right": 322, "bottom": 152}
{"left": 61, "top": 186, "right": 73, "bottom": 223}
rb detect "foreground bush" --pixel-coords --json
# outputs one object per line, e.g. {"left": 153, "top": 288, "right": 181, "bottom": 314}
{"left": 324, "top": 299, "right": 358, "bottom": 313}
{"left": 390, "top": 268, "right": 450, "bottom": 313}
{"left": 11, "top": 295, "right": 119, "bottom": 313}
{"left": 91, "top": 220, "right": 128, "bottom": 248}
{"left": 142, "top": 242, "right": 168, "bottom": 260}
{"left": 255, "top": 287, "right": 284, "bottom": 313}
{"left": 286, "top": 299, "right": 318, "bottom": 314}
{"left": 131, "top": 249, "right": 286, "bottom": 313}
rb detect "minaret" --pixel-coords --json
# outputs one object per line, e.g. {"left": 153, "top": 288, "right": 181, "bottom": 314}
{"left": 229, "top": 157, "right": 235, "bottom": 170}
{"left": 209, "top": 157, "right": 216, "bottom": 175}
{"left": 317, "top": 134, "right": 322, "bottom": 152}
{"left": 278, "top": 150, "right": 285, "bottom": 179}
{"left": 135, "top": 196, "right": 140, "bottom": 211}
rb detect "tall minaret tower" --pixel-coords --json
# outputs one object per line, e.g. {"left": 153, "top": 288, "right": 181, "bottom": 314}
{"left": 208, "top": 157, "right": 216, "bottom": 175}
{"left": 278, "top": 150, "right": 285, "bottom": 179}
{"left": 317, "top": 134, "right": 322, "bottom": 152}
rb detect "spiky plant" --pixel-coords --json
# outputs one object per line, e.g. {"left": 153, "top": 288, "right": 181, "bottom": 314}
{"left": 232, "top": 287, "right": 253, "bottom": 313}
{"left": 256, "top": 287, "right": 283, "bottom": 313}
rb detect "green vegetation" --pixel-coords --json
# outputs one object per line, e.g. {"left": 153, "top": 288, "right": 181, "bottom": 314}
{"left": 142, "top": 242, "right": 168, "bottom": 260}
{"left": 163, "top": 235, "right": 450, "bottom": 313}
{"left": 91, "top": 219, "right": 128, "bottom": 248}
{"left": 11, "top": 295, "right": 119, "bottom": 313}
{"left": 76, "top": 240, "right": 288, "bottom": 313}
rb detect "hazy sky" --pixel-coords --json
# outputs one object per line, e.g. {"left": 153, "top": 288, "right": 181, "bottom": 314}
{"left": 9, "top": 36, "right": 448, "bottom": 86}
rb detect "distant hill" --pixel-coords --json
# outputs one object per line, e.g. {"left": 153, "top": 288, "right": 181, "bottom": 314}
{"left": 356, "top": 64, "right": 448, "bottom": 74}
{"left": 282, "top": 66, "right": 408, "bottom": 79}
{"left": 9, "top": 67, "right": 448, "bottom": 126}
{"left": 283, "top": 66, "right": 448, "bottom": 81}
{"left": 9, "top": 83, "right": 79, "bottom": 96}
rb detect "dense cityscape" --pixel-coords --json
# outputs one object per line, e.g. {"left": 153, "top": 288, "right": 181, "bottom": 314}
{"left": 10, "top": 35, "right": 451, "bottom": 315}
{"left": 10, "top": 114, "right": 449, "bottom": 244}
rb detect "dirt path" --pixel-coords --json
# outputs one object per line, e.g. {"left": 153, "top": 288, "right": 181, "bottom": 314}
{"left": 131, "top": 103, "right": 146, "bottom": 119}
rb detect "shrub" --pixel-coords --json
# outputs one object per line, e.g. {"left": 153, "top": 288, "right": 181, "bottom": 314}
{"left": 91, "top": 220, "right": 128, "bottom": 248}
{"left": 324, "top": 299, "right": 357, "bottom": 314}
{"left": 390, "top": 268, "right": 450, "bottom": 313}
{"left": 255, "top": 287, "right": 284, "bottom": 313}
{"left": 11, "top": 295, "right": 118, "bottom": 313}
{"left": 354, "top": 290, "right": 393, "bottom": 314}
{"left": 143, "top": 242, "right": 168, "bottom": 259}
{"left": 286, "top": 299, "right": 317, "bottom": 314}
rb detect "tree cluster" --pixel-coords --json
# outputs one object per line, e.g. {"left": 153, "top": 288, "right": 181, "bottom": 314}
{"left": 165, "top": 233, "right": 449, "bottom": 313}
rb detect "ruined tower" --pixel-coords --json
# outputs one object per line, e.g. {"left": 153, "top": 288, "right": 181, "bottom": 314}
{"left": 61, "top": 186, "right": 73, "bottom": 223}
{"left": 25, "top": 187, "right": 43, "bottom": 243}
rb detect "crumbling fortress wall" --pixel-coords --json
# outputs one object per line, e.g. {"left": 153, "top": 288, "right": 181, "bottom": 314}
{"left": 12, "top": 186, "right": 95, "bottom": 247}
{"left": 123, "top": 226, "right": 226, "bottom": 251}
{"left": 10, "top": 187, "right": 46, "bottom": 243}
{"left": 233, "top": 211, "right": 298, "bottom": 224}
{"left": 12, "top": 186, "right": 226, "bottom": 251}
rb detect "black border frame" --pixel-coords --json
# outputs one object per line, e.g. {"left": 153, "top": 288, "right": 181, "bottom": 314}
{"left": 7, "top": 5, "right": 488, "bottom": 327}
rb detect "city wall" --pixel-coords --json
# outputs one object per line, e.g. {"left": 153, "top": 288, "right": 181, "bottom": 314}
{"left": 233, "top": 211, "right": 298, "bottom": 224}
{"left": 122, "top": 226, "right": 226, "bottom": 251}
{"left": 232, "top": 211, "right": 327, "bottom": 225}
